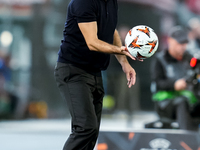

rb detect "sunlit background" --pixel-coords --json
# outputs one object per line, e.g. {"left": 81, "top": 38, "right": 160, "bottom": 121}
{"left": 0, "top": 0, "right": 199, "bottom": 149}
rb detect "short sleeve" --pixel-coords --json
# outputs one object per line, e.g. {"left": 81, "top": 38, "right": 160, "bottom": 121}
{"left": 71, "top": 0, "right": 97, "bottom": 23}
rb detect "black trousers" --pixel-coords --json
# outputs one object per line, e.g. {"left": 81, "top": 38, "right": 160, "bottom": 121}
{"left": 54, "top": 62, "right": 104, "bottom": 150}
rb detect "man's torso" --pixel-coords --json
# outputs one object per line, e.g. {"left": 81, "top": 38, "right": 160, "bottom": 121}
{"left": 58, "top": 0, "right": 118, "bottom": 72}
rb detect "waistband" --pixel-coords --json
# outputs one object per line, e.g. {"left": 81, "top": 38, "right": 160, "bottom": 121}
{"left": 55, "top": 62, "right": 102, "bottom": 77}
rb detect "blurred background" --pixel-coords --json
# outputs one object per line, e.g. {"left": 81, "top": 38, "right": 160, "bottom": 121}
{"left": 0, "top": 0, "right": 200, "bottom": 150}
{"left": 0, "top": 0, "right": 199, "bottom": 120}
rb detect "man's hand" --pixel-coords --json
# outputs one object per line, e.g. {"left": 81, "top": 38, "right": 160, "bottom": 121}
{"left": 121, "top": 46, "right": 143, "bottom": 61}
{"left": 174, "top": 78, "right": 187, "bottom": 91}
{"left": 120, "top": 46, "right": 136, "bottom": 60}
{"left": 121, "top": 62, "right": 136, "bottom": 88}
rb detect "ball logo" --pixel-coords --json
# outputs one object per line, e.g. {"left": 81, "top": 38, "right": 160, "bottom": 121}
{"left": 149, "top": 138, "right": 171, "bottom": 149}
{"left": 129, "top": 36, "right": 142, "bottom": 49}
{"left": 129, "top": 29, "right": 132, "bottom": 36}
{"left": 137, "top": 27, "right": 150, "bottom": 37}
{"left": 147, "top": 40, "right": 158, "bottom": 53}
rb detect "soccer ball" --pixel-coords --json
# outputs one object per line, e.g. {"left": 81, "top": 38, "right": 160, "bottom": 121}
{"left": 125, "top": 25, "right": 159, "bottom": 60}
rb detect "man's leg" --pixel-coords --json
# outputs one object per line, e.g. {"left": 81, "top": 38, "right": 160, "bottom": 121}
{"left": 54, "top": 63, "right": 104, "bottom": 150}
{"left": 91, "top": 76, "right": 104, "bottom": 147}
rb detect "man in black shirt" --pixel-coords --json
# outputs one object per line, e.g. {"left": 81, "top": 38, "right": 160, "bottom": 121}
{"left": 54, "top": 0, "right": 138, "bottom": 149}
{"left": 151, "top": 26, "right": 200, "bottom": 131}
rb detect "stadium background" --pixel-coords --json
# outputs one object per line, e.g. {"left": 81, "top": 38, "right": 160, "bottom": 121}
{"left": 0, "top": 0, "right": 199, "bottom": 119}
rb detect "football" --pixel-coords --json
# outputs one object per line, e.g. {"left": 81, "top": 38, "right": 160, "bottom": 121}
{"left": 125, "top": 25, "right": 159, "bottom": 60}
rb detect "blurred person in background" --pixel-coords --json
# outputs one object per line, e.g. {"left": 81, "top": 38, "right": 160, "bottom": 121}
{"left": 0, "top": 52, "right": 11, "bottom": 82}
{"left": 0, "top": 51, "right": 18, "bottom": 119}
{"left": 54, "top": 0, "right": 139, "bottom": 149}
{"left": 150, "top": 26, "right": 200, "bottom": 131}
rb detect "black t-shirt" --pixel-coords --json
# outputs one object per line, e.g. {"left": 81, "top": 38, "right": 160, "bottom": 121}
{"left": 57, "top": 0, "right": 118, "bottom": 73}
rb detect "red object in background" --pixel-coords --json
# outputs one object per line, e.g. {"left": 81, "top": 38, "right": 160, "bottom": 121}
{"left": 186, "top": 0, "right": 200, "bottom": 15}
{"left": 190, "top": 57, "right": 197, "bottom": 67}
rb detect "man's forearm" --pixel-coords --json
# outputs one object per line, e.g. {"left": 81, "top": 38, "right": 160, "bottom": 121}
{"left": 78, "top": 22, "right": 124, "bottom": 54}
{"left": 78, "top": 22, "right": 134, "bottom": 59}
{"left": 113, "top": 29, "right": 129, "bottom": 66}
{"left": 89, "top": 38, "right": 123, "bottom": 54}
